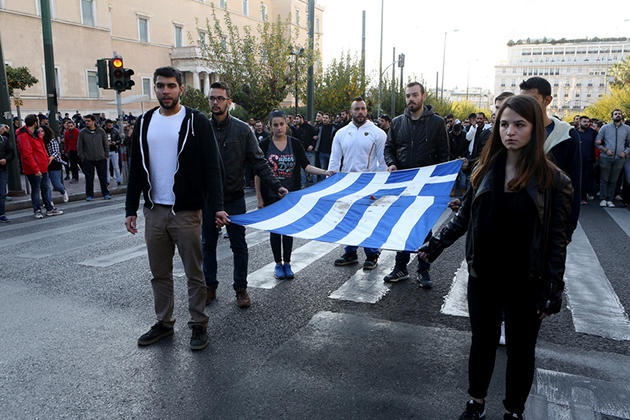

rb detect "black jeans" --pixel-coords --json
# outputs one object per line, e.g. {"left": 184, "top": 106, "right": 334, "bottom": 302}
{"left": 467, "top": 275, "right": 542, "bottom": 415}
{"left": 68, "top": 150, "right": 82, "bottom": 180}
{"left": 83, "top": 159, "right": 109, "bottom": 198}
{"left": 270, "top": 233, "right": 293, "bottom": 263}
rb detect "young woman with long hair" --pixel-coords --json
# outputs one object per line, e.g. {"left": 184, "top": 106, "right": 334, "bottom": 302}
{"left": 418, "top": 95, "right": 573, "bottom": 420}
{"left": 255, "top": 110, "right": 334, "bottom": 280}
{"left": 41, "top": 125, "right": 69, "bottom": 203}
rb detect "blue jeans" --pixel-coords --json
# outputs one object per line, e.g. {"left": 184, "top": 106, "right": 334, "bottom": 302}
{"left": 48, "top": 170, "right": 66, "bottom": 194}
{"left": 394, "top": 231, "right": 433, "bottom": 273}
{"left": 202, "top": 197, "right": 248, "bottom": 290}
{"left": 301, "top": 151, "right": 316, "bottom": 185}
{"left": 26, "top": 172, "right": 53, "bottom": 212}
{"left": 107, "top": 151, "right": 121, "bottom": 184}
{"left": 344, "top": 245, "right": 380, "bottom": 258}
{"left": 0, "top": 171, "right": 7, "bottom": 215}
{"left": 318, "top": 152, "right": 331, "bottom": 182}
{"left": 599, "top": 156, "right": 625, "bottom": 201}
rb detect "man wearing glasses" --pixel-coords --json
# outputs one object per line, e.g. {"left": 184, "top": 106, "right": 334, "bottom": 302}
{"left": 203, "top": 81, "right": 288, "bottom": 308}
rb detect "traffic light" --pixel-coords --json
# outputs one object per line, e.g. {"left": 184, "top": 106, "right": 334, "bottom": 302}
{"left": 96, "top": 59, "right": 109, "bottom": 89}
{"left": 123, "top": 68, "right": 135, "bottom": 91}
{"left": 398, "top": 53, "right": 405, "bottom": 68}
{"left": 109, "top": 56, "right": 125, "bottom": 91}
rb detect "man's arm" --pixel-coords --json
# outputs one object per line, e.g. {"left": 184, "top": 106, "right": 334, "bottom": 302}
{"left": 77, "top": 131, "right": 85, "bottom": 161}
{"left": 328, "top": 134, "right": 343, "bottom": 172}
{"left": 383, "top": 123, "right": 398, "bottom": 170}
{"left": 125, "top": 117, "right": 144, "bottom": 218}
{"left": 245, "top": 125, "right": 283, "bottom": 194}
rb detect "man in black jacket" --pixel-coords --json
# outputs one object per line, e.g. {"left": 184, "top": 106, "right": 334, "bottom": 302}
{"left": 382, "top": 81, "right": 450, "bottom": 288}
{"left": 0, "top": 125, "right": 14, "bottom": 222}
{"left": 125, "top": 66, "right": 227, "bottom": 351}
{"left": 202, "top": 81, "right": 288, "bottom": 308}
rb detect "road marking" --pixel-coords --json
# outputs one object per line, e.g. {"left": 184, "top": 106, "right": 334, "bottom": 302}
{"left": 247, "top": 241, "right": 339, "bottom": 289}
{"left": 564, "top": 224, "right": 630, "bottom": 341}
{"left": 79, "top": 244, "right": 148, "bottom": 267}
{"left": 329, "top": 251, "right": 396, "bottom": 303}
{"left": 441, "top": 259, "right": 469, "bottom": 317}
{"left": 17, "top": 229, "right": 128, "bottom": 258}
{"left": 605, "top": 207, "right": 630, "bottom": 238}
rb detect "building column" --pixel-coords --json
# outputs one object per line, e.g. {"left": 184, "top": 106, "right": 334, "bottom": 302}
{"left": 193, "top": 72, "right": 200, "bottom": 90}
{"left": 204, "top": 73, "right": 210, "bottom": 96}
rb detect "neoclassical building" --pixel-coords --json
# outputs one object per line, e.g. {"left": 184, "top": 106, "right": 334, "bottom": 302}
{"left": 1, "top": 0, "right": 324, "bottom": 117}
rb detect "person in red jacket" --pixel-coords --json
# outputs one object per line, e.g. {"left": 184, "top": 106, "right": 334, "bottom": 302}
{"left": 63, "top": 119, "right": 81, "bottom": 183}
{"left": 16, "top": 114, "right": 63, "bottom": 219}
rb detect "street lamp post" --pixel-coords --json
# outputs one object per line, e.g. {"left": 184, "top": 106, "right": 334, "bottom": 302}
{"left": 441, "top": 29, "right": 458, "bottom": 101}
{"left": 289, "top": 47, "right": 304, "bottom": 115}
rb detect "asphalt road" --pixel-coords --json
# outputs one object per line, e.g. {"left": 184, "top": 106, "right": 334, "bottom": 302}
{"left": 1, "top": 192, "right": 629, "bottom": 420}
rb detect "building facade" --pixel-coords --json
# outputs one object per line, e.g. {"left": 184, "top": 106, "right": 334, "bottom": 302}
{"left": 494, "top": 38, "right": 630, "bottom": 118}
{"left": 1, "top": 0, "right": 323, "bottom": 118}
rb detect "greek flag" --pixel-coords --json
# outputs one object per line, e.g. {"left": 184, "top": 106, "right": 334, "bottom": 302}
{"left": 230, "top": 160, "right": 463, "bottom": 252}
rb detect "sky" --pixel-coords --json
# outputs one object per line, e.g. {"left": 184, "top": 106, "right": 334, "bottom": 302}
{"left": 317, "top": 0, "right": 630, "bottom": 94}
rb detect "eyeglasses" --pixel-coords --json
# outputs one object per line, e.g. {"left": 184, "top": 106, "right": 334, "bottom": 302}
{"left": 270, "top": 110, "right": 285, "bottom": 118}
{"left": 209, "top": 96, "right": 228, "bottom": 103}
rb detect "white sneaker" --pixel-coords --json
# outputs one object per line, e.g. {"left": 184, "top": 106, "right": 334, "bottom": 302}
{"left": 46, "top": 208, "right": 64, "bottom": 216}
{"left": 499, "top": 321, "right": 506, "bottom": 346}
{"left": 62, "top": 191, "right": 69, "bottom": 203}
{"left": 607, "top": 201, "right": 615, "bottom": 208}
{"left": 600, "top": 199, "right": 607, "bottom": 207}
{"left": 34, "top": 210, "right": 43, "bottom": 219}
{"left": 586, "top": 194, "right": 594, "bottom": 200}
{"left": 615, "top": 195, "right": 623, "bottom": 201}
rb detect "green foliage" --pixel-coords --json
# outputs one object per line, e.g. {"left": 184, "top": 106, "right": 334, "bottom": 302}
{"left": 584, "top": 87, "right": 630, "bottom": 121}
{"left": 609, "top": 56, "right": 630, "bottom": 89}
{"left": 5, "top": 65, "right": 38, "bottom": 96}
{"left": 312, "top": 51, "right": 368, "bottom": 115}
{"left": 195, "top": 5, "right": 317, "bottom": 120}
{"left": 180, "top": 86, "right": 210, "bottom": 115}
{"left": 229, "top": 105, "right": 250, "bottom": 122}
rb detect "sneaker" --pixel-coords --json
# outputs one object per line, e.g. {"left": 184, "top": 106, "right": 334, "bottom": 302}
{"left": 137, "top": 322, "right": 174, "bottom": 346}
{"left": 503, "top": 413, "right": 522, "bottom": 420}
{"left": 223, "top": 231, "right": 229, "bottom": 239}
{"left": 104, "top": 195, "right": 111, "bottom": 200}
{"left": 4, "top": 196, "right": 11, "bottom": 201}
{"left": 499, "top": 321, "right": 506, "bottom": 346}
{"left": 607, "top": 201, "right": 615, "bottom": 208}
{"left": 190, "top": 325, "right": 209, "bottom": 351}
{"left": 417, "top": 271, "right": 433, "bottom": 289}
{"left": 86, "top": 196, "right": 93, "bottom": 201}
{"left": 615, "top": 195, "right": 623, "bottom": 201}
{"left": 34, "top": 210, "right": 44, "bottom": 219}
{"left": 69, "top": 179, "right": 78, "bottom": 184}
{"left": 581, "top": 200, "right": 587, "bottom": 205}
{"left": 205, "top": 287, "right": 216, "bottom": 305}
{"left": 46, "top": 208, "right": 63, "bottom": 217}
{"left": 459, "top": 399, "right": 486, "bottom": 420}
{"left": 363, "top": 255, "right": 379, "bottom": 270}
{"left": 599, "top": 199, "right": 607, "bottom": 207}
{"left": 235, "top": 288, "right": 251, "bottom": 308}
{"left": 0, "top": 215, "right": 9, "bottom": 223}
{"left": 62, "top": 191, "right": 69, "bottom": 203}
{"left": 383, "top": 268, "right": 410, "bottom": 283}
{"left": 334, "top": 251, "right": 358, "bottom": 266}
{"left": 64, "top": 175, "right": 70, "bottom": 180}
{"left": 283, "top": 263, "right": 294, "bottom": 279}
{"left": 586, "top": 194, "right": 594, "bottom": 200}
{"left": 274, "top": 263, "right": 286, "bottom": 279}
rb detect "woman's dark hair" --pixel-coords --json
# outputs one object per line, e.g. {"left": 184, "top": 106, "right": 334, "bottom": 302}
{"left": 41, "top": 125, "right": 55, "bottom": 144}
{"left": 472, "top": 94, "right": 556, "bottom": 192}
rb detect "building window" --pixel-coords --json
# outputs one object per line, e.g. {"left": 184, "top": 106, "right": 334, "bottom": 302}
{"left": 81, "top": 0, "right": 94, "bottom": 26}
{"left": 198, "top": 31, "right": 207, "bottom": 46}
{"left": 261, "top": 4, "right": 267, "bottom": 22}
{"left": 242, "top": 0, "right": 248, "bottom": 16}
{"left": 500, "top": 79, "right": 505, "bottom": 87}
{"left": 502, "top": 68, "right": 506, "bottom": 74}
{"left": 138, "top": 17, "right": 149, "bottom": 43}
{"left": 174, "top": 25, "right": 183, "bottom": 48}
{"left": 316, "top": 17, "right": 320, "bottom": 33}
{"left": 219, "top": 0, "right": 226, "bottom": 7}
{"left": 295, "top": 8, "right": 300, "bottom": 25}
{"left": 512, "top": 68, "right": 516, "bottom": 74}
{"left": 142, "top": 78, "right": 152, "bottom": 98}
{"left": 587, "top": 91, "right": 591, "bottom": 97}
{"left": 566, "top": 67, "right": 570, "bottom": 74}
{"left": 87, "top": 70, "right": 99, "bottom": 98}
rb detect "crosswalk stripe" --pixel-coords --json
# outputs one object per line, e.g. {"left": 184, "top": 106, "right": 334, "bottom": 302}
{"left": 17, "top": 229, "right": 128, "bottom": 258}
{"left": 329, "top": 251, "right": 396, "bottom": 303}
{"left": 247, "top": 241, "right": 339, "bottom": 289}
{"left": 605, "top": 208, "right": 630, "bottom": 238}
{"left": 79, "top": 244, "right": 148, "bottom": 267}
{"left": 441, "top": 259, "right": 469, "bottom": 317}
{"left": 564, "top": 224, "right": 630, "bottom": 341}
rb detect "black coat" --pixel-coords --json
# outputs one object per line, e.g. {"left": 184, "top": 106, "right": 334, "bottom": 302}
{"left": 0, "top": 135, "right": 15, "bottom": 172}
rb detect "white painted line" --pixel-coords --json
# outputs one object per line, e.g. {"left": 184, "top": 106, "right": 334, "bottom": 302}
{"left": 247, "top": 241, "right": 339, "bottom": 289}
{"left": 17, "top": 230, "right": 127, "bottom": 258}
{"left": 441, "top": 259, "right": 469, "bottom": 317}
{"left": 79, "top": 244, "right": 147, "bottom": 267}
{"left": 329, "top": 251, "right": 396, "bottom": 303}
{"left": 564, "top": 224, "right": 630, "bottom": 341}
{"left": 605, "top": 208, "right": 630, "bottom": 238}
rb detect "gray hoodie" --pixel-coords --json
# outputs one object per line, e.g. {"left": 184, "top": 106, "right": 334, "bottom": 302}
{"left": 78, "top": 126, "right": 109, "bottom": 161}
{"left": 596, "top": 122, "right": 630, "bottom": 159}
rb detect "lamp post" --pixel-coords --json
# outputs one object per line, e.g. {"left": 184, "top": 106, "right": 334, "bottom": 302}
{"left": 289, "top": 47, "right": 304, "bottom": 115}
{"left": 441, "top": 29, "right": 458, "bottom": 101}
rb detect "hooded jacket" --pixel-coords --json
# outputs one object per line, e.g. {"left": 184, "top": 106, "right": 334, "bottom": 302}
{"left": 384, "top": 105, "right": 450, "bottom": 169}
{"left": 16, "top": 126, "right": 49, "bottom": 175}
{"left": 0, "top": 134, "right": 15, "bottom": 172}
{"left": 125, "top": 106, "right": 224, "bottom": 217}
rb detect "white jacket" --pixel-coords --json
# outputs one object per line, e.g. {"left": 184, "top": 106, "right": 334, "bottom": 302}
{"left": 328, "top": 120, "right": 387, "bottom": 172}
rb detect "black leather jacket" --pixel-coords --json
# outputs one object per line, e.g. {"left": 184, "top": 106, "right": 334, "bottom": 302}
{"left": 384, "top": 105, "right": 450, "bottom": 169}
{"left": 211, "top": 115, "right": 281, "bottom": 201}
{"left": 420, "top": 163, "right": 573, "bottom": 314}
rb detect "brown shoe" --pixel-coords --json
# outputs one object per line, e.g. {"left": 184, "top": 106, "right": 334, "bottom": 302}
{"left": 206, "top": 287, "right": 216, "bottom": 305}
{"left": 235, "top": 288, "right": 251, "bottom": 308}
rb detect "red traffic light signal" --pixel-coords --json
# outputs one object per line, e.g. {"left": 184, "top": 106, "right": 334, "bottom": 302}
{"left": 112, "top": 58, "right": 123, "bottom": 68}
{"left": 109, "top": 56, "right": 125, "bottom": 91}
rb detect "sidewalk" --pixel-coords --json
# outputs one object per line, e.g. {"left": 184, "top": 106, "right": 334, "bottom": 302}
{"left": 5, "top": 172, "right": 127, "bottom": 212}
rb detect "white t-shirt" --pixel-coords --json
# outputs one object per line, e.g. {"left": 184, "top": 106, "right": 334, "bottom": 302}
{"left": 146, "top": 106, "right": 186, "bottom": 205}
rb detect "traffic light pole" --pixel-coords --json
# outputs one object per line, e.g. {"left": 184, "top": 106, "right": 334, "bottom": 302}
{"left": 40, "top": 0, "right": 59, "bottom": 137}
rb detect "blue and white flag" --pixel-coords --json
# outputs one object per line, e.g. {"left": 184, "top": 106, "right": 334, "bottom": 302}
{"left": 230, "top": 160, "right": 463, "bottom": 252}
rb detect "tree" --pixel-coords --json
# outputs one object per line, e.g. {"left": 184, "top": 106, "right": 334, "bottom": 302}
{"left": 312, "top": 51, "right": 368, "bottom": 115}
{"left": 609, "top": 56, "right": 630, "bottom": 89}
{"left": 584, "top": 88, "right": 630, "bottom": 121}
{"left": 195, "top": 5, "right": 316, "bottom": 120}
{"left": 180, "top": 86, "right": 210, "bottom": 115}
{"left": 5, "top": 65, "right": 38, "bottom": 97}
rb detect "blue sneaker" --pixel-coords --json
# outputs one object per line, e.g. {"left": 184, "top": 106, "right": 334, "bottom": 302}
{"left": 103, "top": 195, "right": 111, "bottom": 200}
{"left": 0, "top": 215, "right": 9, "bottom": 223}
{"left": 86, "top": 196, "right": 93, "bottom": 201}
{"left": 283, "top": 263, "right": 294, "bottom": 279}
{"left": 274, "top": 263, "right": 285, "bottom": 279}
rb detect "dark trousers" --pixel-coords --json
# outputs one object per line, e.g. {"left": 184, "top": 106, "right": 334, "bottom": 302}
{"left": 581, "top": 160, "right": 596, "bottom": 199}
{"left": 68, "top": 150, "right": 81, "bottom": 180}
{"left": 83, "top": 159, "right": 109, "bottom": 198}
{"left": 271, "top": 233, "right": 293, "bottom": 263}
{"left": 395, "top": 231, "right": 432, "bottom": 272}
{"left": 202, "top": 197, "right": 248, "bottom": 290}
{"left": 467, "top": 276, "right": 542, "bottom": 415}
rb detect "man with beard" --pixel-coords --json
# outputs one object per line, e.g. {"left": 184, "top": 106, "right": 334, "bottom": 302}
{"left": 595, "top": 109, "right": 630, "bottom": 207}
{"left": 126, "top": 66, "right": 226, "bottom": 351}
{"left": 576, "top": 115, "right": 598, "bottom": 204}
{"left": 103, "top": 119, "right": 122, "bottom": 186}
{"left": 202, "top": 81, "right": 287, "bottom": 308}
{"left": 78, "top": 114, "right": 110, "bottom": 200}
{"left": 329, "top": 97, "right": 387, "bottom": 270}
{"left": 382, "top": 82, "right": 450, "bottom": 288}
{"left": 378, "top": 114, "right": 392, "bottom": 134}
{"left": 314, "top": 112, "right": 335, "bottom": 181}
